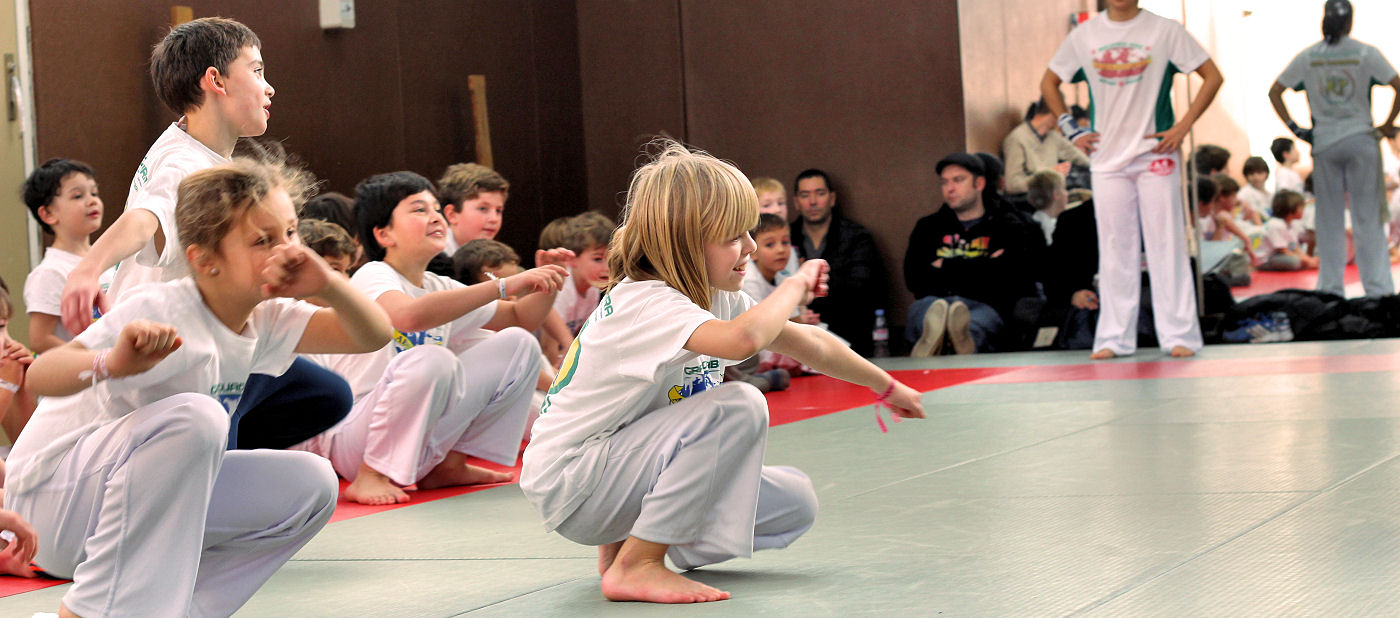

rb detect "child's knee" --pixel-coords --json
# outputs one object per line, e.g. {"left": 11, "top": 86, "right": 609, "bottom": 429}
{"left": 400, "top": 345, "right": 459, "bottom": 383}
{"left": 158, "top": 393, "right": 231, "bottom": 452}
{"left": 277, "top": 451, "right": 339, "bottom": 520}
{"left": 712, "top": 382, "right": 769, "bottom": 436}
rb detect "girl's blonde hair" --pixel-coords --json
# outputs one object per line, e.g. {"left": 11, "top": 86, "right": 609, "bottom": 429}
{"left": 607, "top": 140, "right": 758, "bottom": 310}
{"left": 176, "top": 157, "right": 315, "bottom": 254}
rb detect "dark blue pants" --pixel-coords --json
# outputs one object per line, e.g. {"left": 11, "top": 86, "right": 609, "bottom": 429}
{"left": 230, "top": 357, "right": 352, "bottom": 450}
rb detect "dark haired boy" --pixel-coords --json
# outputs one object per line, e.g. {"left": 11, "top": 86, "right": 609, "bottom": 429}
{"left": 1270, "top": 137, "right": 1305, "bottom": 194}
{"left": 298, "top": 171, "right": 571, "bottom": 505}
{"left": 21, "top": 159, "right": 110, "bottom": 352}
{"left": 1239, "top": 156, "right": 1273, "bottom": 220}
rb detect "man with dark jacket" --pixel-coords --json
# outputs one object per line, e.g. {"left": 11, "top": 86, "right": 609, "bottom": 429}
{"left": 905, "top": 153, "right": 1042, "bottom": 355}
{"left": 790, "top": 169, "right": 885, "bottom": 356}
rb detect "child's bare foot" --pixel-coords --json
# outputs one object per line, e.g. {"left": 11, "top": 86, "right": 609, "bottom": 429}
{"left": 1090, "top": 349, "right": 1116, "bottom": 360}
{"left": 601, "top": 556, "right": 729, "bottom": 603}
{"left": 1169, "top": 346, "right": 1195, "bottom": 358}
{"left": 344, "top": 463, "right": 410, "bottom": 505}
{"left": 598, "top": 541, "right": 623, "bottom": 575}
{"left": 418, "top": 452, "right": 513, "bottom": 490}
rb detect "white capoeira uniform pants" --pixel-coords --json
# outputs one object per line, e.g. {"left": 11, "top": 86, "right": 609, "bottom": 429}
{"left": 553, "top": 382, "right": 818, "bottom": 571}
{"left": 299, "top": 328, "right": 540, "bottom": 485}
{"left": 7, "top": 393, "right": 337, "bottom": 618}
{"left": 1313, "top": 132, "right": 1394, "bottom": 297}
{"left": 1092, "top": 151, "right": 1203, "bottom": 355}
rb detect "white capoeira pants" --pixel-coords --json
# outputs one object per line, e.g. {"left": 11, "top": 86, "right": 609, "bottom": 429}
{"left": 6, "top": 393, "right": 337, "bottom": 618}
{"left": 1092, "top": 151, "right": 1203, "bottom": 355}
{"left": 1313, "top": 132, "right": 1394, "bottom": 297}
{"left": 299, "top": 328, "right": 540, "bottom": 485}
{"left": 553, "top": 383, "right": 818, "bottom": 571}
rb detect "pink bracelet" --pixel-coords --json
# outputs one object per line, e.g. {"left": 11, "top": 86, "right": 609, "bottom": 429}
{"left": 78, "top": 349, "right": 111, "bottom": 386}
{"left": 873, "top": 380, "right": 902, "bottom": 433}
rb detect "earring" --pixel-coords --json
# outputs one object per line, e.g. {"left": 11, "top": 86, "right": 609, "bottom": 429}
{"left": 209, "top": 267, "right": 220, "bottom": 276}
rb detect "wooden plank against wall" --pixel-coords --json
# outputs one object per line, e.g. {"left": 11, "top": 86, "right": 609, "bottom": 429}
{"left": 468, "top": 74, "right": 492, "bottom": 168}
{"left": 171, "top": 5, "right": 193, "bottom": 25}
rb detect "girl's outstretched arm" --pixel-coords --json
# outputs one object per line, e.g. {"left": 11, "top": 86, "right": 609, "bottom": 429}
{"left": 26, "top": 320, "right": 182, "bottom": 397}
{"left": 767, "top": 323, "right": 925, "bottom": 418}
{"left": 685, "top": 260, "right": 829, "bottom": 361}
{"left": 263, "top": 244, "right": 393, "bottom": 354}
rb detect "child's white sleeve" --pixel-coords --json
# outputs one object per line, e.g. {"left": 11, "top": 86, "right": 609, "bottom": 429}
{"left": 124, "top": 166, "right": 188, "bottom": 268}
{"left": 22, "top": 266, "right": 63, "bottom": 317}
{"left": 1047, "top": 30, "right": 1084, "bottom": 84}
{"left": 349, "top": 261, "right": 404, "bottom": 302}
{"left": 1165, "top": 20, "right": 1209, "bottom": 74}
{"left": 250, "top": 298, "right": 321, "bottom": 376}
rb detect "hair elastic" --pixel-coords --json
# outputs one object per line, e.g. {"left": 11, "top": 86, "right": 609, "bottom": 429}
{"left": 77, "top": 349, "right": 111, "bottom": 387}
{"left": 873, "top": 380, "right": 901, "bottom": 433}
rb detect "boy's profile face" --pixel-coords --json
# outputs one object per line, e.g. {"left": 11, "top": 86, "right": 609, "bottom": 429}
{"left": 574, "top": 246, "right": 610, "bottom": 289}
{"left": 445, "top": 191, "right": 505, "bottom": 243}
{"left": 376, "top": 190, "right": 447, "bottom": 262}
{"left": 41, "top": 172, "right": 103, "bottom": 237}
{"left": 752, "top": 228, "right": 792, "bottom": 275}
{"left": 1245, "top": 171, "right": 1268, "bottom": 187}
{"left": 757, "top": 190, "right": 788, "bottom": 219}
{"left": 215, "top": 45, "right": 274, "bottom": 138}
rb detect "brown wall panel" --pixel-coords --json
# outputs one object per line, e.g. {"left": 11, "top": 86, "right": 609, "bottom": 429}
{"left": 30, "top": 1, "right": 585, "bottom": 264}
{"left": 679, "top": 0, "right": 964, "bottom": 322}
{"left": 576, "top": 0, "right": 685, "bottom": 217}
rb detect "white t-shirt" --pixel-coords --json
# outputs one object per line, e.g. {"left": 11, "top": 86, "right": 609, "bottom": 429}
{"left": 1048, "top": 10, "right": 1210, "bottom": 172}
{"left": 22, "top": 248, "right": 115, "bottom": 342}
{"left": 1238, "top": 184, "right": 1272, "bottom": 218}
{"left": 553, "top": 273, "right": 602, "bottom": 337}
{"left": 1275, "top": 166, "right": 1305, "bottom": 195}
{"left": 1278, "top": 36, "right": 1398, "bottom": 154}
{"left": 309, "top": 261, "right": 497, "bottom": 400}
{"left": 6, "top": 278, "right": 316, "bottom": 493}
{"left": 521, "top": 278, "right": 756, "bottom": 530}
{"left": 741, "top": 259, "right": 799, "bottom": 319}
{"left": 1255, "top": 217, "right": 1302, "bottom": 261}
{"left": 1032, "top": 210, "right": 1058, "bottom": 245}
{"left": 109, "top": 121, "right": 228, "bottom": 301}
{"left": 442, "top": 232, "right": 463, "bottom": 258}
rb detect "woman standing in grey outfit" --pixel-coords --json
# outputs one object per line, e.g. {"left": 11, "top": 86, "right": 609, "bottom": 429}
{"left": 1269, "top": 0, "right": 1400, "bottom": 297}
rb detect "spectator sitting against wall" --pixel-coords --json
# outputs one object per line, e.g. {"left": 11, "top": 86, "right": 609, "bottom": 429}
{"left": 1027, "top": 169, "right": 1069, "bottom": 245}
{"left": 789, "top": 168, "right": 885, "bottom": 356}
{"left": 1003, "top": 99, "right": 1090, "bottom": 197}
{"left": 904, "top": 153, "right": 1042, "bottom": 356}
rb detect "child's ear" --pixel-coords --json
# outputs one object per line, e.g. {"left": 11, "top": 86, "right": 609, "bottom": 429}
{"left": 372, "top": 224, "right": 395, "bottom": 250}
{"left": 186, "top": 244, "right": 212, "bottom": 275}
{"left": 201, "top": 66, "right": 227, "bottom": 96}
{"left": 441, "top": 203, "right": 459, "bottom": 222}
{"left": 36, "top": 205, "right": 59, "bottom": 226}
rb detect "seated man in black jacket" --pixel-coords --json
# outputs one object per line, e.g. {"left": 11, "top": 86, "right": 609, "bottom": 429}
{"left": 905, "top": 153, "right": 1042, "bottom": 355}
{"left": 790, "top": 169, "right": 885, "bottom": 356}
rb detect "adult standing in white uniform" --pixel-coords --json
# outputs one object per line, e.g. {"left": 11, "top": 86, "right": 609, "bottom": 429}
{"left": 1040, "top": 0, "right": 1223, "bottom": 359}
{"left": 1269, "top": 0, "right": 1400, "bottom": 298}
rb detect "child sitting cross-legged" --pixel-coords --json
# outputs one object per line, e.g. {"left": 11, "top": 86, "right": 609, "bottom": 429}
{"left": 296, "top": 171, "right": 572, "bottom": 506}
{"left": 1255, "top": 190, "right": 1318, "bottom": 271}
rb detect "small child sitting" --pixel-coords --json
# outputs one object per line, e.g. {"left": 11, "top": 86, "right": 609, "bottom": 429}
{"left": 751, "top": 176, "right": 799, "bottom": 275}
{"left": 21, "top": 158, "right": 114, "bottom": 353}
{"left": 1026, "top": 169, "right": 1068, "bottom": 245}
{"left": 299, "top": 191, "right": 363, "bottom": 271}
{"left": 438, "top": 163, "right": 509, "bottom": 255}
{"left": 1198, "top": 176, "right": 1255, "bottom": 257}
{"left": 1256, "top": 190, "right": 1318, "bottom": 271}
{"left": 1239, "top": 156, "right": 1273, "bottom": 222}
{"left": 297, "top": 219, "right": 358, "bottom": 277}
{"left": 553, "top": 211, "right": 615, "bottom": 336}
{"left": 452, "top": 238, "right": 521, "bottom": 286}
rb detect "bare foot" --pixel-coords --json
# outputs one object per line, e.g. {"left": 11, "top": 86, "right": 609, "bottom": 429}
{"left": 344, "top": 463, "right": 410, "bottom": 505}
{"left": 598, "top": 541, "right": 623, "bottom": 575}
{"left": 1090, "top": 349, "right": 1116, "bottom": 360}
{"left": 1169, "top": 346, "right": 1195, "bottom": 358}
{"left": 417, "top": 452, "right": 513, "bottom": 490}
{"left": 601, "top": 557, "right": 729, "bottom": 603}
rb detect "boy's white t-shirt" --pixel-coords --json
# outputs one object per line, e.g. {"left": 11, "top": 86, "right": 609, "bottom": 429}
{"left": 1238, "top": 184, "right": 1272, "bottom": 217}
{"left": 109, "top": 121, "right": 228, "bottom": 301}
{"left": 23, "top": 248, "right": 116, "bottom": 341}
{"left": 1275, "top": 166, "right": 1305, "bottom": 194}
{"left": 741, "top": 259, "right": 799, "bottom": 319}
{"left": 521, "top": 278, "right": 756, "bottom": 531}
{"left": 1278, "top": 36, "right": 1398, "bottom": 154}
{"left": 1048, "top": 10, "right": 1210, "bottom": 172}
{"left": 1255, "top": 218, "right": 1302, "bottom": 261}
{"left": 553, "top": 274, "right": 602, "bottom": 337}
{"left": 309, "top": 261, "right": 498, "bottom": 400}
{"left": 6, "top": 278, "right": 316, "bottom": 494}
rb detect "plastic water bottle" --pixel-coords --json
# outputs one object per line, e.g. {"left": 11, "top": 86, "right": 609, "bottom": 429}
{"left": 872, "top": 309, "right": 890, "bottom": 358}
